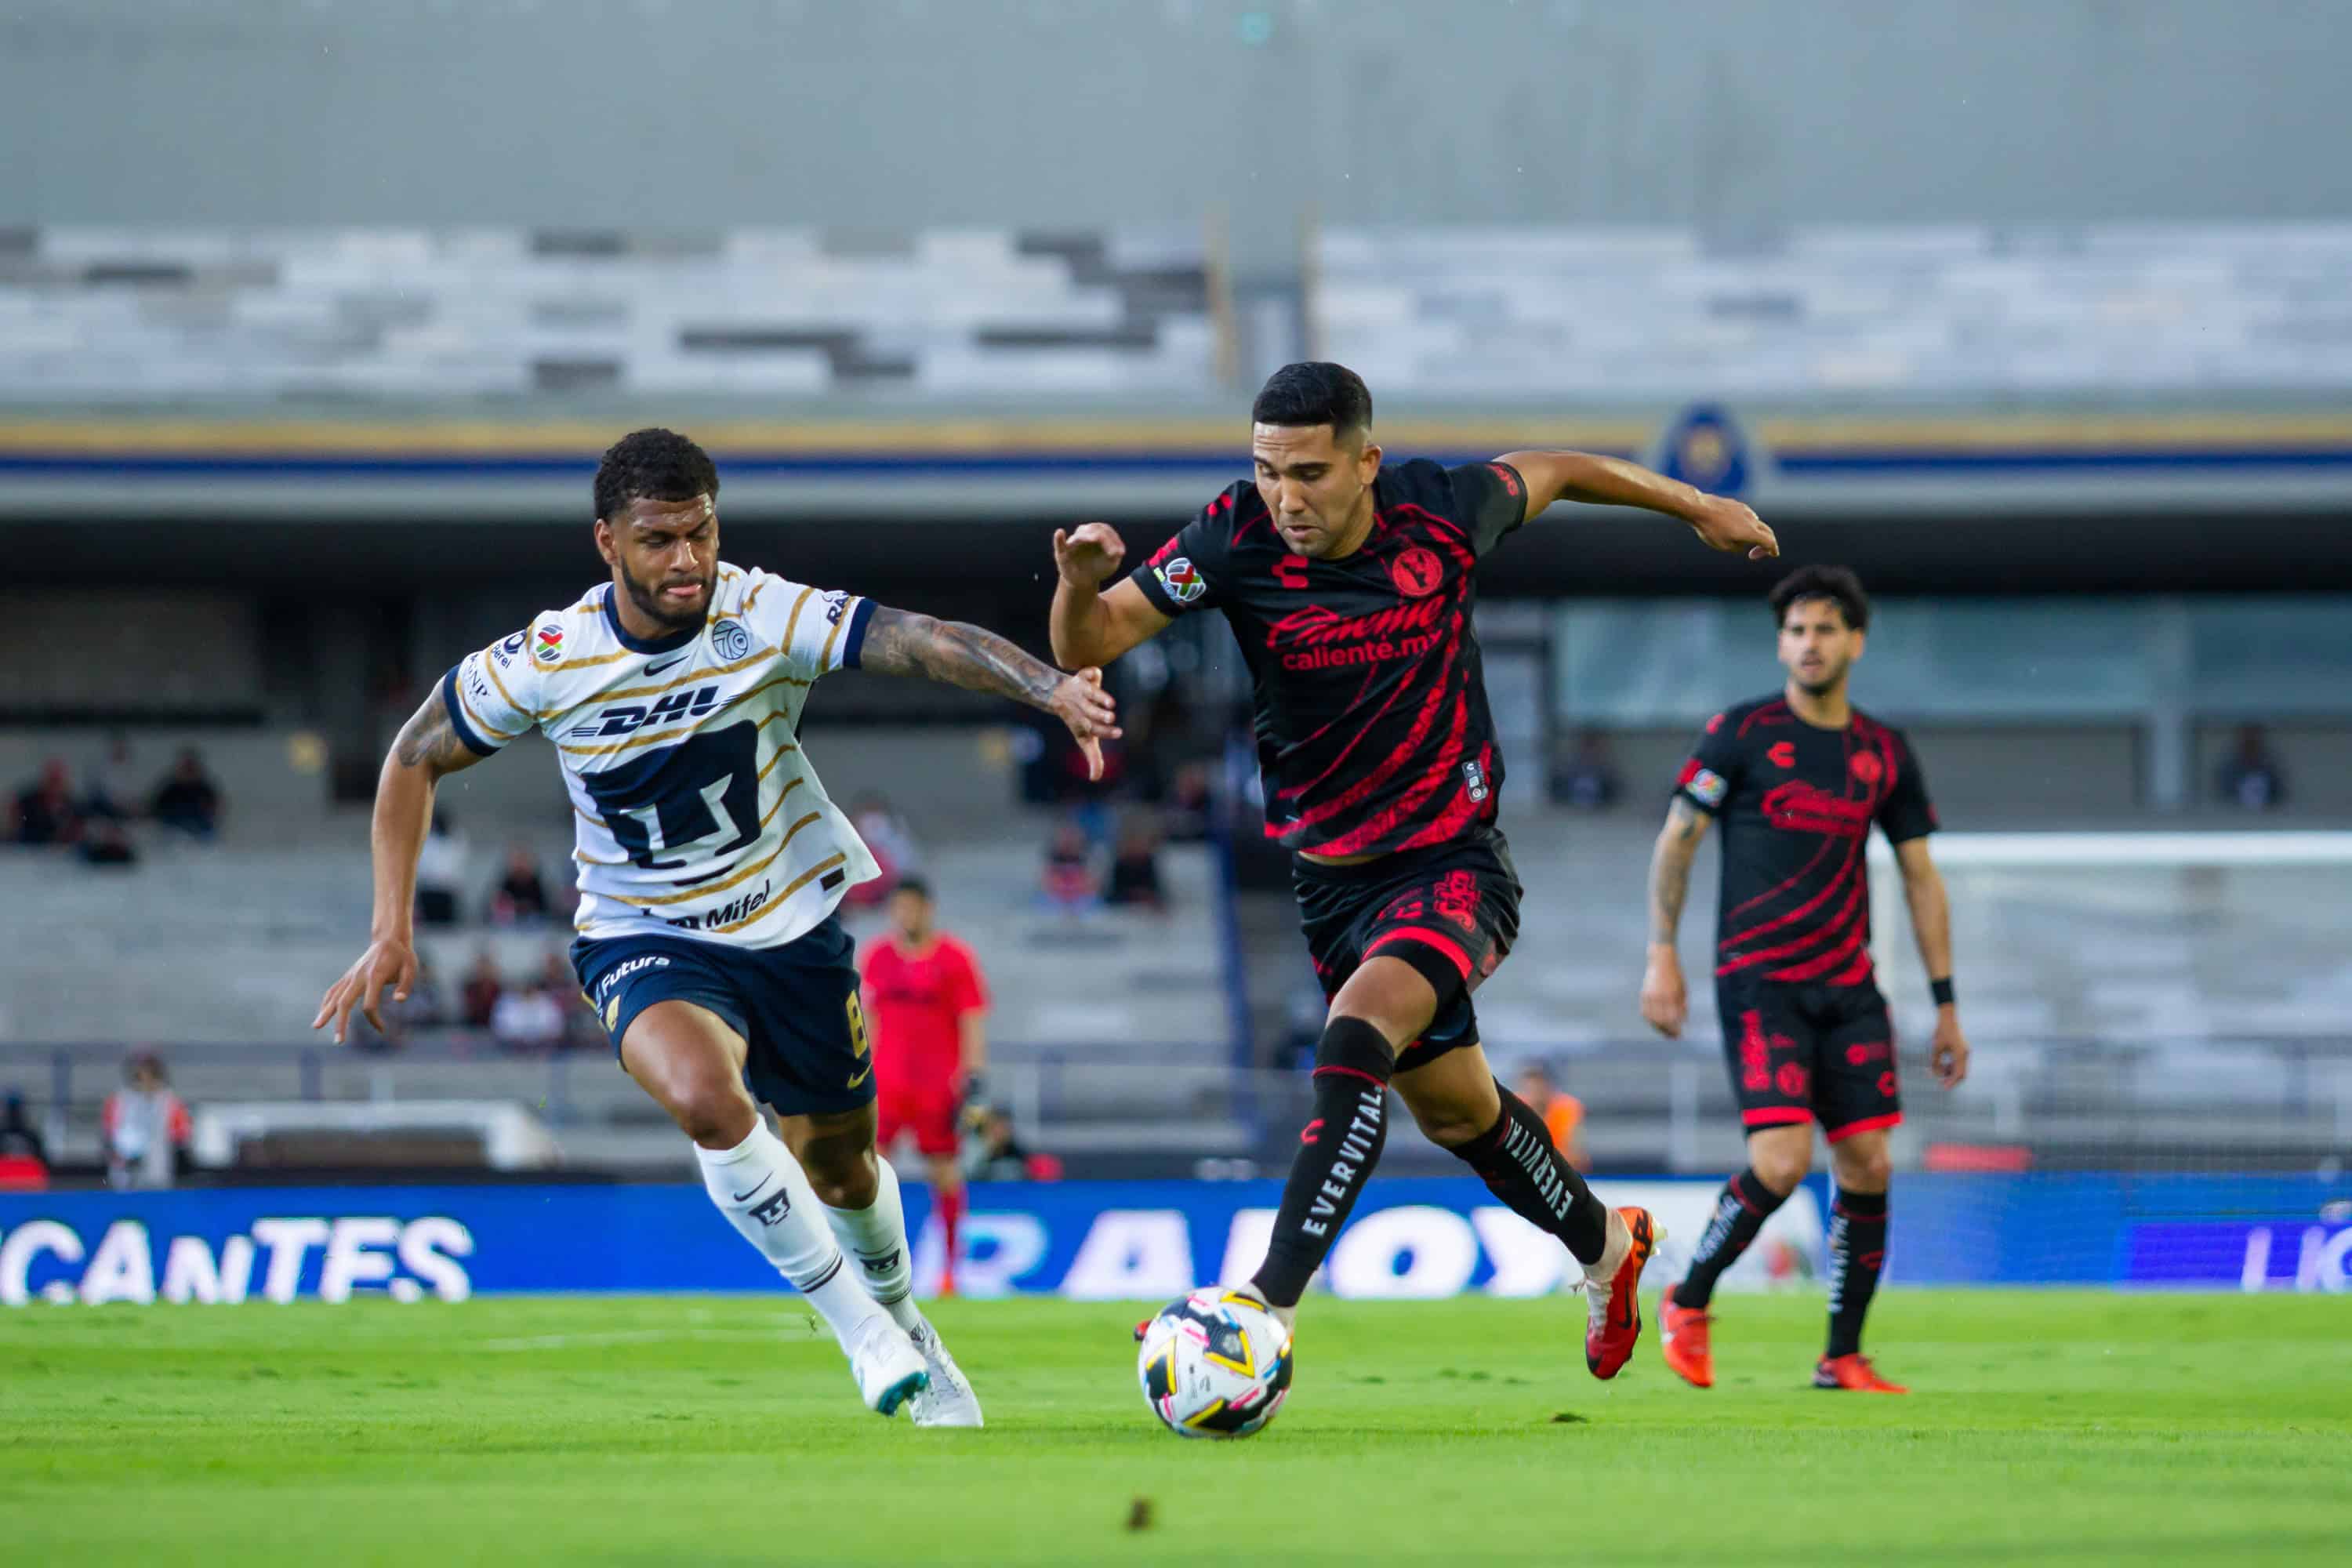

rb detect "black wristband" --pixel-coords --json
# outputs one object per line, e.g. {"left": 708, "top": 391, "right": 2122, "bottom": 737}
{"left": 1929, "top": 978, "right": 1955, "bottom": 1007}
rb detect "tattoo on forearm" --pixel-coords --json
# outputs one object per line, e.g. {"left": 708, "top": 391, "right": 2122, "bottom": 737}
{"left": 1649, "top": 799, "right": 1707, "bottom": 943}
{"left": 862, "top": 607, "right": 1062, "bottom": 709}
{"left": 392, "top": 695, "right": 475, "bottom": 772}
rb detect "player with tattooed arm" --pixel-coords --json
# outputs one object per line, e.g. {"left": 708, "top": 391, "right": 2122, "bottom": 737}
{"left": 315, "top": 429, "right": 1117, "bottom": 1424}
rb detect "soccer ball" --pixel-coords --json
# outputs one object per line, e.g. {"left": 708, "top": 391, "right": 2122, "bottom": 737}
{"left": 1136, "top": 1288, "right": 1294, "bottom": 1439}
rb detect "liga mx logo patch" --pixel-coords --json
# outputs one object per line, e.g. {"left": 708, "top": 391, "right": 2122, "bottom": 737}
{"left": 1678, "top": 759, "right": 1728, "bottom": 808}
{"left": 535, "top": 624, "right": 564, "bottom": 662}
{"left": 1156, "top": 557, "right": 1207, "bottom": 604}
{"left": 711, "top": 619, "right": 750, "bottom": 660}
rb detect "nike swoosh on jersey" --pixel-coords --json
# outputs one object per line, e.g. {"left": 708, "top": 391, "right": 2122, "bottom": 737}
{"left": 645, "top": 653, "right": 691, "bottom": 676}
{"left": 731, "top": 1178, "right": 771, "bottom": 1203}
{"left": 845, "top": 1063, "right": 873, "bottom": 1090}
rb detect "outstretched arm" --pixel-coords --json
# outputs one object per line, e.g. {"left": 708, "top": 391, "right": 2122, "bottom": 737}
{"left": 1638, "top": 797, "right": 1714, "bottom": 1037}
{"left": 1500, "top": 449, "right": 1779, "bottom": 560}
{"left": 1049, "top": 523, "right": 1174, "bottom": 669}
{"left": 314, "top": 693, "right": 488, "bottom": 1044}
{"left": 1894, "top": 837, "right": 1969, "bottom": 1088}
{"left": 862, "top": 605, "right": 1122, "bottom": 778}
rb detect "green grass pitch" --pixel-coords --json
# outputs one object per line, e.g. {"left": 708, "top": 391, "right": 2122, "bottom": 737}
{"left": 4, "top": 1291, "right": 2347, "bottom": 1566}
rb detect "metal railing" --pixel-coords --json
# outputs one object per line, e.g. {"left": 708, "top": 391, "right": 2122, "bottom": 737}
{"left": 9, "top": 1036, "right": 2350, "bottom": 1175}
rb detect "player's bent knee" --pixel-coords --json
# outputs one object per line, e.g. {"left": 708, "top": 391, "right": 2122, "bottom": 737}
{"left": 1398, "top": 1068, "right": 1501, "bottom": 1149}
{"left": 625, "top": 1046, "right": 757, "bottom": 1146}
{"left": 1746, "top": 1127, "right": 1813, "bottom": 1196}
{"left": 1407, "top": 1103, "right": 1490, "bottom": 1147}
{"left": 784, "top": 1110, "right": 880, "bottom": 1207}
{"left": 1832, "top": 1138, "right": 1893, "bottom": 1193}
{"left": 666, "top": 1079, "right": 758, "bottom": 1148}
{"left": 1327, "top": 956, "right": 1438, "bottom": 1051}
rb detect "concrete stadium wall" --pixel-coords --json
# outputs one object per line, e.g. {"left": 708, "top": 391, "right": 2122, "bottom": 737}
{"left": 5, "top": 1, "right": 2348, "bottom": 268}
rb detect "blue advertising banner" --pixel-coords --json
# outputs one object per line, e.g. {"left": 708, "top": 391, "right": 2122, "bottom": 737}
{"left": 2, "top": 1174, "right": 2344, "bottom": 1306}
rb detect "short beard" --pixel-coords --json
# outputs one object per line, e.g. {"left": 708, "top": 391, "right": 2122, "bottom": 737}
{"left": 619, "top": 558, "right": 712, "bottom": 630}
{"left": 1793, "top": 668, "right": 1846, "bottom": 698}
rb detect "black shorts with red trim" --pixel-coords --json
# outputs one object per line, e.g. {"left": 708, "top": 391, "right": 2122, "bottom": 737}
{"left": 1292, "top": 832, "right": 1520, "bottom": 1072}
{"left": 1715, "top": 972, "right": 1901, "bottom": 1142}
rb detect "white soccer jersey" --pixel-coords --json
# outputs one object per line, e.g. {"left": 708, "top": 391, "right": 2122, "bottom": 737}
{"left": 440, "top": 563, "right": 883, "bottom": 949}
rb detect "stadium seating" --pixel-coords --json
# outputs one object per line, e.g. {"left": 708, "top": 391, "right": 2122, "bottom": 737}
{"left": 1316, "top": 223, "right": 2352, "bottom": 395}
{"left": 1474, "top": 808, "right": 2352, "bottom": 1052}
{"left": 0, "top": 227, "right": 1217, "bottom": 401}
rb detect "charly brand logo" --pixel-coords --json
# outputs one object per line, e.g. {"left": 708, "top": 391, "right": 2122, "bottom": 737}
{"left": 712, "top": 619, "right": 751, "bottom": 660}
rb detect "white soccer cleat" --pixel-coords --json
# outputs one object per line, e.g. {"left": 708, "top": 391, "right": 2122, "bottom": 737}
{"left": 906, "top": 1315, "right": 985, "bottom": 1428}
{"left": 846, "top": 1315, "right": 930, "bottom": 1417}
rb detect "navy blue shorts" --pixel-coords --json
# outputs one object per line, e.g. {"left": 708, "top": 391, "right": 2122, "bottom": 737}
{"left": 572, "top": 918, "right": 875, "bottom": 1120}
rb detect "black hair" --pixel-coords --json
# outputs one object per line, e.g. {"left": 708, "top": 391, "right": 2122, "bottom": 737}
{"left": 1250, "top": 361, "right": 1373, "bottom": 444}
{"left": 1769, "top": 565, "right": 1870, "bottom": 633}
{"left": 890, "top": 876, "right": 933, "bottom": 902}
{"left": 593, "top": 427, "right": 720, "bottom": 522}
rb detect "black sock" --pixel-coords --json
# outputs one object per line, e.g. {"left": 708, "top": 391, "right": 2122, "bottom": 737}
{"left": 1450, "top": 1082, "right": 1610, "bottom": 1265}
{"left": 1824, "top": 1186, "right": 1889, "bottom": 1359}
{"left": 1251, "top": 1017, "right": 1393, "bottom": 1308}
{"left": 1671, "top": 1167, "right": 1790, "bottom": 1310}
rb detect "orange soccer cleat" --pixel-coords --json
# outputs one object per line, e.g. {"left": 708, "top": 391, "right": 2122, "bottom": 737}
{"left": 1658, "top": 1299, "right": 1715, "bottom": 1389}
{"left": 1584, "top": 1207, "right": 1662, "bottom": 1380}
{"left": 1813, "top": 1353, "right": 1907, "bottom": 1393}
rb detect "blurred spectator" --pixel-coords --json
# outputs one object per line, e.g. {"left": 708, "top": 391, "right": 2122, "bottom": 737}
{"left": 459, "top": 947, "right": 505, "bottom": 1029}
{"left": 0, "top": 1089, "right": 44, "bottom": 1192}
{"left": 78, "top": 818, "right": 139, "bottom": 868}
{"left": 384, "top": 953, "right": 448, "bottom": 1037}
{"left": 0, "top": 1090, "right": 47, "bottom": 1164}
{"left": 1163, "top": 760, "right": 1216, "bottom": 843}
{"left": 489, "top": 843, "right": 552, "bottom": 926}
{"left": 2216, "top": 724, "right": 2288, "bottom": 811}
{"left": 83, "top": 735, "right": 136, "bottom": 822}
{"left": 962, "top": 1108, "right": 1061, "bottom": 1183}
{"left": 102, "top": 1053, "right": 191, "bottom": 1190}
{"left": 1040, "top": 818, "right": 1098, "bottom": 910}
{"left": 490, "top": 982, "right": 567, "bottom": 1054}
{"left": 539, "top": 949, "right": 601, "bottom": 1050}
{"left": 415, "top": 810, "right": 470, "bottom": 927}
{"left": 12, "top": 758, "right": 82, "bottom": 846}
{"left": 150, "top": 748, "right": 223, "bottom": 840}
{"left": 1515, "top": 1062, "right": 1589, "bottom": 1172}
{"left": 1103, "top": 813, "right": 1168, "bottom": 910}
{"left": 844, "top": 791, "right": 922, "bottom": 912}
{"left": 1552, "top": 729, "right": 1623, "bottom": 811}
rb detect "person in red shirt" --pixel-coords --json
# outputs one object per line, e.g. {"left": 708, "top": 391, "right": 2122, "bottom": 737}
{"left": 859, "top": 878, "right": 989, "bottom": 1294}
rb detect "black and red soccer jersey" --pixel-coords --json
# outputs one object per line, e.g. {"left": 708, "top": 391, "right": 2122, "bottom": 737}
{"left": 1675, "top": 696, "right": 1937, "bottom": 985}
{"left": 1129, "top": 458, "right": 1527, "bottom": 858}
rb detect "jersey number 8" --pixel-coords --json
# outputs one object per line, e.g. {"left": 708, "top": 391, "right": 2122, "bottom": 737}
{"left": 579, "top": 722, "right": 761, "bottom": 871}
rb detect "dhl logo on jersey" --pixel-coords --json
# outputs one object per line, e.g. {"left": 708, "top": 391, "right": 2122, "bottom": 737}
{"left": 564, "top": 685, "right": 722, "bottom": 739}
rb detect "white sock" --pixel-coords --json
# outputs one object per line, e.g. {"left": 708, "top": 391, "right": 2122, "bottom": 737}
{"left": 695, "top": 1123, "right": 886, "bottom": 1347}
{"left": 822, "top": 1154, "right": 924, "bottom": 1334}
